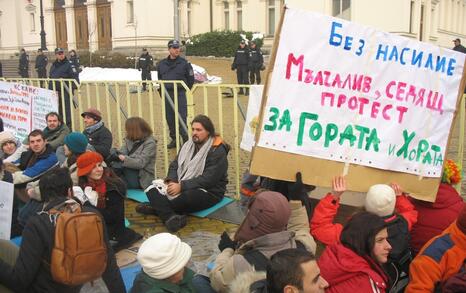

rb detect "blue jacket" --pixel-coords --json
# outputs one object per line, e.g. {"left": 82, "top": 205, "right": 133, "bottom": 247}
{"left": 49, "top": 57, "right": 78, "bottom": 90}
{"left": 15, "top": 144, "right": 58, "bottom": 181}
{"left": 157, "top": 56, "right": 194, "bottom": 91}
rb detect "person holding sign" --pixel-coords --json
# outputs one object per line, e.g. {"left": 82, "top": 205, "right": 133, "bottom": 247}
{"left": 231, "top": 40, "right": 250, "bottom": 95}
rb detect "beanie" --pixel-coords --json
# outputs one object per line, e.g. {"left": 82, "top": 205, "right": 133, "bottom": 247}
{"left": 364, "top": 184, "right": 396, "bottom": 217}
{"left": 81, "top": 108, "right": 102, "bottom": 122}
{"left": 76, "top": 151, "right": 103, "bottom": 177}
{"left": 64, "top": 132, "right": 88, "bottom": 154}
{"left": 0, "top": 131, "right": 17, "bottom": 146}
{"left": 137, "top": 233, "right": 192, "bottom": 280}
{"left": 235, "top": 191, "right": 291, "bottom": 243}
{"left": 456, "top": 205, "right": 466, "bottom": 234}
{"left": 441, "top": 159, "right": 462, "bottom": 185}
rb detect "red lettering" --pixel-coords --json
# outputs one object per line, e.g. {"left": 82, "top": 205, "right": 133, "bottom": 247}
{"left": 285, "top": 53, "right": 304, "bottom": 81}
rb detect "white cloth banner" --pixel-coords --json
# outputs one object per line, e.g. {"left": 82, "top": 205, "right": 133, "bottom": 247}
{"left": 257, "top": 8, "right": 465, "bottom": 178}
{"left": 0, "top": 81, "right": 59, "bottom": 142}
{"left": 0, "top": 181, "right": 14, "bottom": 240}
{"left": 240, "top": 85, "right": 264, "bottom": 152}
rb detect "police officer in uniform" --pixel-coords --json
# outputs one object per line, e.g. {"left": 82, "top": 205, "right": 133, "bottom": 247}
{"left": 18, "top": 48, "right": 29, "bottom": 78}
{"left": 231, "top": 40, "right": 249, "bottom": 95}
{"left": 35, "top": 48, "right": 48, "bottom": 86}
{"left": 49, "top": 48, "right": 78, "bottom": 129}
{"left": 138, "top": 48, "right": 154, "bottom": 91}
{"left": 248, "top": 40, "right": 264, "bottom": 85}
{"left": 68, "top": 49, "right": 81, "bottom": 83}
{"left": 157, "top": 40, "right": 194, "bottom": 148}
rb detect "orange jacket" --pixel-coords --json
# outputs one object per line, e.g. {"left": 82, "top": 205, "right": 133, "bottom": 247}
{"left": 406, "top": 222, "right": 466, "bottom": 292}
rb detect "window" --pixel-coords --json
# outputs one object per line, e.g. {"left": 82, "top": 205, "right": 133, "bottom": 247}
{"left": 224, "top": 1, "right": 230, "bottom": 30}
{"left": 332, "top": 0, "right": 351, "bottom": 20}
{"left": 409, "top": 0, "right": 414, "bottom": 33}
{"left": 127, "top": 0, "right": 134, "bottom": 24}
{"left": 100, "top": 16, "right": 105, "bottom": 37}
{"left": 237, "top": 1, "right": 242, "bottom": 31}
{"left": 268, "top": 0, "right": 275, "bottom": 35}
{"left": 30, "top": 13, "right": 35, "bottom": 31}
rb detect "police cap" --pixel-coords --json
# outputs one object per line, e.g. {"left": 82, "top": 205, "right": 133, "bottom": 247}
{"left": 168, "top": 40, "right": 180, "bottom": 48}
{"left": 54, "top": 47, "right": 65, "bottom": 54}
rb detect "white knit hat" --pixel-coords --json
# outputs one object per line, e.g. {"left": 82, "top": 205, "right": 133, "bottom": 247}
{"left": 364, "top": 184, "right": 396, "bottom": 217}
{"left": 137, "top": 233, "right": 192, "bottom": 280}
{"left": 0, "top": 131, "right": 16, "bottom": 146}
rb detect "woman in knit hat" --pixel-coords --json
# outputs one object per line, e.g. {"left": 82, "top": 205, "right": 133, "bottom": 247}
{"left": 408, "top": 159, "right": 465, "bottom": 255}
{"left": 131, "top": 233, "right": 196, "bottom": 293}
{"left": 0, "top": 131, "right": 26, "bottom": 163}
{"left": 77, "top": 151, "right": 141, "bottom": 251}
{"left": 63, "top": 132, "right": 88, "bottom": 184}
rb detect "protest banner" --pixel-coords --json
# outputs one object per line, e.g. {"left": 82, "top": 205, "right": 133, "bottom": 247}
{"left": 0, "top": 81, "right": 59, "bottom": 142}
{"left": 240, "top": 85, "right": 264, "bottom": 152}
{"left": 0, "top": 181, "right": 14, "bottom": 240}
{"left": 250, "top": 7, "right": 466, "bottom": 201}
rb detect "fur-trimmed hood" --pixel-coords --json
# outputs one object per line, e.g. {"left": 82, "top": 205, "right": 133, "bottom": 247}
{"left": 229, "top": 271, "right": 266, "bottom": 293}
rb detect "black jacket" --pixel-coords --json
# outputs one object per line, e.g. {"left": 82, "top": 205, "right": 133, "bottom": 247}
{"left": 83, "top": 123, "right": 113, "bottom": 159}
{"left": 18, "top": 53, "right": 29, "bottom": 71}
{"left": 138, "top": 53, "right": 154, "bottom": 71}
{"left": 0, "top": 197, "right": 126, "bottom": 293}
{"left": 49, "top": 57, "right": 78, "bottom": 90}
{"left": 248, "top": 47, "right": 264, "bottom": 70}
{"left": 232, "top": 47, "right": 249, "bottom": 69}
{"left": 167, "top": 138, "right": 230, "bottom": 197}
{"left": 453, "top": 44, "right": 466, "bottom": 53}
{"left": 35, "top": 55, "right": 48, "bottom": 70}
{"left": 157, "top": 56, "right": 194, "bottom": 91}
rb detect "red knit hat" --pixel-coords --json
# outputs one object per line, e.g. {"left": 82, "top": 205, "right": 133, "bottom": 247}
{"left": 77, "top": 151, "right": 103, "bottom": 177}
{"left": 456, "top": 204, "right": 466, "bottom": 234}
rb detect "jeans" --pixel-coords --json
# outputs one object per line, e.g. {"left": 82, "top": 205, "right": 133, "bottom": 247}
{"left": 191, "top": 275, "right": 217, "bottom": 293}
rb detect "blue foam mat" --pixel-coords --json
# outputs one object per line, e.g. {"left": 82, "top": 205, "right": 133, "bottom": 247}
{"left": 120, "top": 264, "right": 141, "bottom": 291}
{"left": 127, "top": 189, "right": 234, "bottom": 217}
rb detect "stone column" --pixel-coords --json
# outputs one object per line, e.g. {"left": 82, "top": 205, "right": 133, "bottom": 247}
{"left": 85, "top": 0, "right": 98, "bottom": 52}
{"left": 63, "top": 0, "right": 76, "bottom": 49}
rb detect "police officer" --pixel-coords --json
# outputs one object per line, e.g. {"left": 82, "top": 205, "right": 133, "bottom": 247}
{"left": 18, "top": 48, "right": 29, "bottom": 78}
{"left": 138, "top": 48, "right": 154, "bottom": 91}
{"left": 68, "top": 49, "right": 81, "bottom": 83}
{"left": 157, "top": 40, "right": 194, "bottom": 148}
{"left": 49, "top": 48, "right": 78, "bottom": 129}
{"left": 248, "top": 40, "right": 264, "bottom": 85}
{"left": 35, "top": 48, "right": 48, "bottom": 86}
{"left": 231, "top": 40, "right": 249, "bottom": 95}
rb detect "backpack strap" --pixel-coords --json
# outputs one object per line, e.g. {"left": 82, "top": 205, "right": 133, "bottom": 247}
{"left": 243, "top": 249, "right": 269, "bottom": 272}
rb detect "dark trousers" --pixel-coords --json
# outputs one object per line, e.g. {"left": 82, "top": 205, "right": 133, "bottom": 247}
{"left": 57, "top": 88, "right": 73, "bottom": 129}
{"left": 165, "top": 90, "right": 188, "bottom": 141}
{"left": 141, "top": 70, "right": 152, "bottom": 91}
{"left": 146, "top": 188, "right": 222, "bottom": 222}
{"left": 236, "top": 65, "right": 249, "bottom": 94}
{"left": 19, "top": 70, "right": 29, "bottom": 78}
{"left": 37, "top": 69, "right": 47, "bottom": 87}
{"left": 249, "top": 68, "right": 261, "bottom": 84}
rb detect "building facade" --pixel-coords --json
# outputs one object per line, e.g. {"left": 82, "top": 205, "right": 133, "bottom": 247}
{"left": 0, "top": 0, "right": 465, "bottom": 55}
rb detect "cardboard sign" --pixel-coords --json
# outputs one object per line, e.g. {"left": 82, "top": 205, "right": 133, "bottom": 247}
{"left": 240, "top": 85, "right": 264, "bottom": 152}
{"left": 0, "top": 181, "right": 14, "bottom": 240}
{"left": 250, "top": 7, "right": 466, "bottom": 201}
{"left": 0, "top": 81, "right": 59, "bottom": 142}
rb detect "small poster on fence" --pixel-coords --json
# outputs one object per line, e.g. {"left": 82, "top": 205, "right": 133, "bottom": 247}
{"left": 0, "top": 81, "right": 59, "bottom": 142}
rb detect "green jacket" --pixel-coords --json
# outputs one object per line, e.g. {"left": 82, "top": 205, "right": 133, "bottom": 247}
{"left": 130, "top": 268, "right": 197, "bottom": 293}
{"left": 43, "top": 123, "right": 70, "bottom": 150}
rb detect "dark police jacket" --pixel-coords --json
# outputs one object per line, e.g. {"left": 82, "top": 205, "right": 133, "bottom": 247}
{"left": 138, "top": 53, "right": 154, "bottom": 71}
{"left": 18, "top": 53, "right": 29, "bottom": 71}
{"left": 248, "top": 47, "right": 264, "bottom": 70}
{"left": 157, "top": 56, "right": 194, "bottom": 91}
{"left": 35, "top": 55, "right": 48, "bottom": 71}
{"left": 49, "top": 57, "right": 78, "bottom": 90}
{"left": 232, "top": 46, "right": 249, "bottom": 69}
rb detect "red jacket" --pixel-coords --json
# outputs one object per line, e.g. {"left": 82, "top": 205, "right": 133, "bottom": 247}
{"left": 310, "top": 193, "right": 418, "bottom": 245}
{"left": 318, "top": 243, "right": 389, "bottom": 293}
{"left": 409, "top": 183, "right": 465, "bottom": 255}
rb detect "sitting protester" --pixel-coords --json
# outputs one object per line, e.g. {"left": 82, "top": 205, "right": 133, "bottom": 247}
{"left": 409, "top": 159, "right": 465, "bottom": 255}
{"left": 319, "top": 212, "right": 392, "bottom": 292}
{"left": 0, "top": 131, "right": 27, "bottom": 164}
{"left": 137, "top": 115, "right": 229, "bottom": 232}
{"left": 406, "top": 205, "right": 466, "bottom": 292}
{"left": 41, "top": 112, "right": 70, "bottom": 151}
{"left": 131, "top": 233, "right": 196, "bottom": 293}
{"left": 203, "top": 185, "right": 317, "bottom": 293}
{"left": 311, "top": 176, "right": 417, "bottom": 291}
{"left": 110, "top": 117, "right": 156, "bottom": 189}
{"left": 77, "top": 151, "right": 141, "bottom": 251}
{"left": 81, "top": 108, "right": 112, "bottom": 159}
{"left": 0, "top": 168, "right": 125, "bottom": 293}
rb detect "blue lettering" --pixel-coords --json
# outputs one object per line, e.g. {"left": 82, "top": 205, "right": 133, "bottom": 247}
{"left": 344, "top": 36, "right": 353, "bottom": 50}
{"left": 329, "top": 22, "right": 343, "bottom": 46}
{"left": 424, "top": 53, "right": 434, "bottom": 70}
{"left": 400, "top": 48, "right": 409, "bottom": 65}
{"left": 389, "top": 46, "right": 399, "bottom": 62}
{"left": 376, "top": 44, "right": 389, "bottom": 61}
{"left": 411, "top": 50, "right": 423, "bottom": 67}
{"left": 435, "top": 56, "right": 446, "bottom": 73}
{"left": 447, "top": 58, "right": 456, "bottom": 76}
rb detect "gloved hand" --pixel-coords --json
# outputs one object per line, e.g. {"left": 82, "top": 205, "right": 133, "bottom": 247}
{"left": 72, "top": 186, "right": 87, "bottom": 205}
{"left": 288, "top": 172, "right": 306, "bottom": 201}
{"left": 138, "top": 68, "right": 141, "bottom": 71}
{"left": 218, "top": 231, "right": 238, "bottom": 251}
{"left": 84, "top": 186, "right": 99, "bottom": 207}
{"left": 231, "top": 64, "right": 236, "bottom": 71}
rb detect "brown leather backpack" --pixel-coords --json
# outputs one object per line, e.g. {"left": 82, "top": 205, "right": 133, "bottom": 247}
{"left": 49, "top": 200, "right": 108, "bottom": 285}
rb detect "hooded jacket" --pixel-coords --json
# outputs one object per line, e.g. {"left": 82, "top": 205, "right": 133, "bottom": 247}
{"left": 83, "top": 122, "right": 113, "bottom": 159}
{"left": 409, "top": 183, "right": 465, "bottom": 255}
{"left": 120, "top": 136, "right": 157, "bottom": 189}
{"left": 43, "top": 123, "right": 70, "bottom": 151}
{"left": 130, "top": 268, "right": 196, "bottom": 293}
{"left": 318, "top": 243, "right": 389, "bottom": 293}
{"left": 229, "top": 271, "right": 266, "bottom": 293}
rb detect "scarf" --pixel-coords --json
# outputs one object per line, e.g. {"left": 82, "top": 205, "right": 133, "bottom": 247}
{"left": 84, "top": 178, "right": 107, "bottom": 208}
{"left": 43, "top": 123, "right": 63, "bottom": 138}
{"left": 84, "top": 121, "right": 104, "bottom": 134}
{"left": 177, "top": 136, "right": 214, "bottom": 181}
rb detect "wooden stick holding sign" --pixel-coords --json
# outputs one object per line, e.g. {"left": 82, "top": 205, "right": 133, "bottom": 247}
{"left": 250, "top": 6, "right": 466, "bottom": 202}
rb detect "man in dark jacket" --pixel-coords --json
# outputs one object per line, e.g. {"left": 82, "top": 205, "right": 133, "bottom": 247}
{"left": 453, "top": 38, "right": 466, "bottom": 53}
{"left": 42, "top": 112, "right": 70, "bottom": 151}
{"left": 18, "top": 48, "right": 29, "bottom": 78}
{"left": 0, "top": 168, "right": 126, "bottom": 293}
{"left": 68, "top": 50, "right": 81, "bottom": 83}
{"left": 138, "top": 48, "right": 154, "bottom": 92}
{"left": 248, "top": 40, "right": 264, "bottom": 85}
{"left": 49, "top": 48, "right": 78, "bottom": 129}
{"left": 232, "top": 40, "right": 249, "bottom": 95}
{"left": 81, "top": 108, "right": 113, "bottom": 159}
{"left": 157, "top": 40, "right": 195, "bottom": 148}
{"left": 35, "top": 48, "right": 48, "bottom": 79}
{"left": 138, "top": 115, "right": 229, "bottom": 232}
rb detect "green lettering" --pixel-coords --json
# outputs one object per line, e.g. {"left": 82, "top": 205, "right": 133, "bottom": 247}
{"left": 264, "top": 107, "right": 279, "bottom": 131}
{"left": 388, "top": 144, "right": 396, "bottom": 156}
{"left": 422, "top": 151, "right": 432, "bottom": 165}
{"left": 355, "top": 125, "right": 369, "bottom": 149}
{"left": 309, "top": 122, "right": 323, "bottom": 141}
{"left": 297, "top": 112, "right": 318, "bottom": 146}
{"left": 366, "top": 129, "right": 380, "bottom": 152}
{"left": 278, "top": 109, "right": 292, "bottom": 131}
{"left": 324, "top": 123, "right": 338, "bottom": 147}
{"left": 339, "top": 125, "right": 357, "bottom": 147}
{"left": 396, "top": 130, "right": 416, "bottom": 158}
{"left": 416, "top": 139, "right": 429, "bottom": 162}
